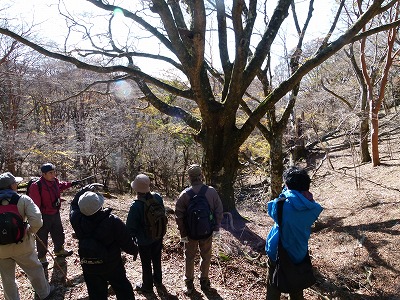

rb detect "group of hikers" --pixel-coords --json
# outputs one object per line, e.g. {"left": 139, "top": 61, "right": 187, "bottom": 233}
{"left": 0, "top": 162, "right": 322, "bottom": 300}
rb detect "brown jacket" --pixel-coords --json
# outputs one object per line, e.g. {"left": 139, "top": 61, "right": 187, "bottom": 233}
{"left": 175, "top": 181, "right": 223, "bottom": 238}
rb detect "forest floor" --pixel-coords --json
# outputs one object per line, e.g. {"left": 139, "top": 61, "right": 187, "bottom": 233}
{"left": 2, "top": 131, "right": 400, "bottom": 299}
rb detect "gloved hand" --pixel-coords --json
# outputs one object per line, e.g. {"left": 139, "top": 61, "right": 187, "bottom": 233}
{"left": 180, "top": 236, "right": 189, "bottom": 243}
{"left": 213, "top": 231, "right": 221, "bottom": 239}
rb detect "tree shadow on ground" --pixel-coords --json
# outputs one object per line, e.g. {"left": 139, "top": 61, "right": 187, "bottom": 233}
{"left": 316, "top": 215, "right": 400, "bottom": 273}
{"left": 221, "top": 211, "right": 266, "bottom": 253}
{"left": 312, "top": 216, "right": 400, "bottom": 299}
{"left": 311, "top": 275, "right": 400, "bottom": 300}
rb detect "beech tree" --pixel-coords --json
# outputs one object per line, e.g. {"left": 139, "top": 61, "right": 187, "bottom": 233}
{"left": 1, "top": 0, "right": 399, "bottom": 211}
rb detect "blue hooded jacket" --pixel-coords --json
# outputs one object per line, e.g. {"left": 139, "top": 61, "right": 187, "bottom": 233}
{"left": 265, "top": 189, "right": 323, "bottom": 263}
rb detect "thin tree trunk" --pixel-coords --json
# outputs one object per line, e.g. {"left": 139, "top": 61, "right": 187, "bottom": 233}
{"left": 360, "top": 113, "right": 371, "bottom": 162}
{"left": 370, "top": 109, "right": 380, "bottom": 166}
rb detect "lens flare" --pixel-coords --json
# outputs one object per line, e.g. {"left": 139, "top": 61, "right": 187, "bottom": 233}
{"left": 113, "top": 80, "right": 134, "bottom": 101}
{"left": 113, "top": 8, "right": 124, "bottom": 17}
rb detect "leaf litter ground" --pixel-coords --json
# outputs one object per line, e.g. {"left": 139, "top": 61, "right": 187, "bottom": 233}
{"left": 2, "top": 140, "right": 400, "bottom": 299}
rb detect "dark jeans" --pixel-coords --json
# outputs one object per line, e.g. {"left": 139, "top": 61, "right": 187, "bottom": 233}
{"left": 83, "top": 261, "right": 134, "bottom": 300}
{"left": 36, "top": 212, "right": 65, "bottom": 258}
{"left": 138, "top": 239, "right": 163, "bottom": 289}
{"left": 266, "top": 258, "right": 304, "bottom": 300}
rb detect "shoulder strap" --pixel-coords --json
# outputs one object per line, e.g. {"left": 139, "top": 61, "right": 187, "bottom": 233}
{"left": 37, "top": 180, "right": 42, "bottom": 196}
{"left": 187, "top": 185, "right": 208, "bottom": 198}
{"left": 198, "top": 185, "right": 208, "bottom": 195}
{"left": 136, "top": 192, "right": 153, "bottom": 203}
{"left": 1, "top": 193, "right": 21, "bottom": 205}
{"left": 277, "top": 198, "right": 285, "bottom": 227}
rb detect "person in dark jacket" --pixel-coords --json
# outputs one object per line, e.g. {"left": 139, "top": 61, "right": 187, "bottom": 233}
{"left": 265, "top": 166, "right": 323, "bottom": 300}
{"left": 70, "top": 185, "right": 138, "bottom": 300}
{"left": 126, "top": 174, "right": 165, "bottom": 294}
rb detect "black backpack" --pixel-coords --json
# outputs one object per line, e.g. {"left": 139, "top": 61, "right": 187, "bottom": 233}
{"left": 185, "top": 185, "right": 215, "bottom": 240}
{"left": 79, "top": 237, "right": 108, "bottom": 265}
{"left": 137, "top": 193, "right": 167, "bottom": 240}
{"left": 78, "top": 218, "right": 109, "bottom": 265}
{"left": 26, "top": 177, "right": 42, "bottom": 197}
{"left": 0, "top": 194, "right": 26, "bottom": 245}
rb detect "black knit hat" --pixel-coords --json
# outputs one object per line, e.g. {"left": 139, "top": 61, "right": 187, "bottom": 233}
{"left": 41, "top": 163, "right": 55, "bottom": 173}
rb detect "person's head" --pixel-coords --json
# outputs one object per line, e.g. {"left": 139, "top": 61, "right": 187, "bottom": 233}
{"left": 283, "top": 166, "right": 311, "bottom": 191}
{"left": 78, "top": 191, "right": 105, "bottom": 216}
{"left": 187, "top": 164, "right": 203, "bottom": 183}
{"left": 131, "top": 174, "right": 150, "bottom": 195}
{"left": 41, "top": 163, "right": 56, "bottom": 181}
{"left": 0, "top": 172, "right": 23, "bottom": 191}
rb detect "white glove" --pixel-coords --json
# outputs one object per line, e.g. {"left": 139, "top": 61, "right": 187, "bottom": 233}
{"left": 180, "top": 236, "right": 189, "bottom": 243}
{"left": 213, "top": 231, "right": 221, "bottom": 239}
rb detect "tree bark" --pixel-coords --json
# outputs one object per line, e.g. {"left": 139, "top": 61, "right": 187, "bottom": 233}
{"left": 268, "top": 131, "right": 284, "bottom": 199}
{"left": 370, "top": 109, "right": 380, "bottom": 166}
{"left": 360, "top": 113, "right": 371, "bottom": 162}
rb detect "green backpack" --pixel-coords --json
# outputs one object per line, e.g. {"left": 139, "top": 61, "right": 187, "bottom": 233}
{"left": 138, "top": 194, "right": 167, "bottom": 240}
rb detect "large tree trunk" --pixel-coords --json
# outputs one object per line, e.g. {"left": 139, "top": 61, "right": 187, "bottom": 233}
{"left": 202, "top": 143, "right": 239, "bottom": 212}
{"left": 200, "top": 121, "right": 240, "bottom": 212}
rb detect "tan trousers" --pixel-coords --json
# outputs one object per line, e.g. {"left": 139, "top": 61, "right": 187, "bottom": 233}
{"left": 0, "top": 250, "right": 50, "bottom": 300}
{"left": 184, "top": 236, "right": 212, "bottom": 280}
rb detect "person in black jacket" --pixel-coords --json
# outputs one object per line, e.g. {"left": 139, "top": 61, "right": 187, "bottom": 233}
{"left": 70, "top": 184, "right": 138, "bottom": 300}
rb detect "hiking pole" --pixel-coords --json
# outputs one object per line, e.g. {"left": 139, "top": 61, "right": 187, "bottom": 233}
{"left": 75, "top": 170, "right": 107, "bottom": 186}
{"left": 33, "top": 232, "right": 73, "bottom": 287}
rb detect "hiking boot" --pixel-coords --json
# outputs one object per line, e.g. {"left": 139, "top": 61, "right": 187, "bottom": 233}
{"left": 134, "top": 282, "right": 153, "bottom": 294}
{"left": 200, "top": 277, "right": 211, "bottom": 291}
{"left": 39, "top": 256, "right": 49, "bottom": 267}
{"left": 54, "top": 248, "right": 73, "bottom": 257}
{"left": 184, "top": 279, "right": 194, "bottom": 295}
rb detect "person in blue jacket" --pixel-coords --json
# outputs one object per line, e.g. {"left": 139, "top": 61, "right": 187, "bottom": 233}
{"left": 265, "top": 166, "right": 323, "bottom": 300}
